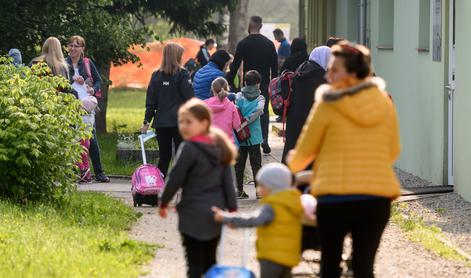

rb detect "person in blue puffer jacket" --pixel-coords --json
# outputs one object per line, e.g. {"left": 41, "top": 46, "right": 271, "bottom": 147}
{"left": 193, "top": 50, "right": 232, "bottom": 100}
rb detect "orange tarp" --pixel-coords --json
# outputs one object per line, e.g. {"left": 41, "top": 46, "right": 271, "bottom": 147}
{"left": 110, "top": 37, "right": 204, "bottom": 89}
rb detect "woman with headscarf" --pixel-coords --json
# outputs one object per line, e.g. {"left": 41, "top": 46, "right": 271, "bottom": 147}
{"left": 280, "top": 38, "right": 309, "bottom": 73}
{"left": 281, "top": 46, "right": 331, "bottom": 163}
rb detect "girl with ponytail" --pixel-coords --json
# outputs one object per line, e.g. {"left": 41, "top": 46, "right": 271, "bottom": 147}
{"left": 159, "top": 98, "right": 238, "bottom": 277}
{"left": 204, "top": 77, "right": 241, "bottom": 143}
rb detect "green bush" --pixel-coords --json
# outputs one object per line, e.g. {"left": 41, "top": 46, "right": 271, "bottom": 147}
{"left": 0, "top": 57, "right": 87, "bottom": 202}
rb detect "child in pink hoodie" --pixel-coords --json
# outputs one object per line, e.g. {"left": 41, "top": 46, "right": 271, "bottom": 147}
{"left": 205, "top": 77, "right": 241, "bottom": 143}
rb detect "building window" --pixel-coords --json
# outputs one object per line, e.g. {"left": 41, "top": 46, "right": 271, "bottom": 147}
{"left": 418, "top": 0, "right": 431, "bottom": 51}
{"left": 378, "top": 0, "right": 394, "bottom": 49}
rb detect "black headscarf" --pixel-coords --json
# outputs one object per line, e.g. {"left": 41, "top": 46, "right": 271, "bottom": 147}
{"left": 290, "top": 38, "right": 308, "bottom": 55}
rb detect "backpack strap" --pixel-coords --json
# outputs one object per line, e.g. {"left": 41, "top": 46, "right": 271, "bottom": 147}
{"left": 83, "top": 57, "right": 93, "bottom": 82}
{"left": 202, "top": 48, "right": 210, "bottom": 62}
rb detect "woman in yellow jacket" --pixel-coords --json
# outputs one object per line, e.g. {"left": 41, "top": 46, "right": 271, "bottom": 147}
{"left": 287, "top": 41, "right": 401, "bottom": 278}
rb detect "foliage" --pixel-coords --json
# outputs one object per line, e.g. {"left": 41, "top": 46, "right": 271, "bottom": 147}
{"left": 0, "top": 59, "right": 87, "bottom": 202}
{"left": 0, "top": 191, "right": 156, "bottom": 277}
{"left": 0, "top": 0, "right": 237, "bottom": 67}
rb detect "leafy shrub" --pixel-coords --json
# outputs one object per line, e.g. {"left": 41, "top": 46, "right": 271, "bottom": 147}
{"left": 0, "top": 57, "right": 88, "bottom": 202}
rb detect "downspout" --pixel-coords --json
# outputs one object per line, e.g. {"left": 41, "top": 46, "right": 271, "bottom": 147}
{"left": 359, "top": 0, "right": 367, "bottom": 45}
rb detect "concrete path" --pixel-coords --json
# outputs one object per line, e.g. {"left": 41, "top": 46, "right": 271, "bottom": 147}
{"left": 78, "top": 119, "right": 471, "bottom": 277}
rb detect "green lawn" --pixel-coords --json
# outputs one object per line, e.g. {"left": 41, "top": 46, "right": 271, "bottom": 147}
{"left": 103, "top": 88, "right": 274, "bottom": 176}
{"left": 0, "top": 192, "right": 156, "bottom": 277}
{"left": 107, "top": 88, "right": 146, "bottom": 134}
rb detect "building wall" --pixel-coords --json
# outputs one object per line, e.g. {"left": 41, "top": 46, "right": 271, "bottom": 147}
{"left": 454, "top": 0, "right": 471, "bottom": 201}
{"left": 333, "top": 0, "right": 447, "bottom": 185}
{"left": 370, "top": 0, "right": 446, "bottom": 185}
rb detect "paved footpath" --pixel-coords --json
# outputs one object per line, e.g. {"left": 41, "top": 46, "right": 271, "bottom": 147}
{"left": 79, "top": 120, "right": 471, "bottom": 277}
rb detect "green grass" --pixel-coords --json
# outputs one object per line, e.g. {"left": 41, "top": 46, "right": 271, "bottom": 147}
{"left": 391, "top": 203, "right": 469, "bottom": 262}
{"left": 107, "top": 88, "right": 146, "bottom": 134}
{"left": 98, "top": 133, "right": 142, "bottom": 176}
{"left": 104, "top": 87, "right": 273, "bottom": 175}
{"left": 0, "top": 192, "right": 156, "bottom": 277}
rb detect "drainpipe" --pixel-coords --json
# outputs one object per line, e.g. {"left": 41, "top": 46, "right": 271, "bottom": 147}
{"left": 299, "top": 0, "right": 306, "bottom": 38}
{"left": 359, "top": 0, "right": 367, "bottom": 45}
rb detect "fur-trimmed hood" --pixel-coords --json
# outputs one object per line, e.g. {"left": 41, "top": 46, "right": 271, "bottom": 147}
{"left": 315, "top": 77, "right": 390, "bottom": 127}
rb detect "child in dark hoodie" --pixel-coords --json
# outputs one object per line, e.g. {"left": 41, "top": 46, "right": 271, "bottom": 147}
{"left": 234, "top": 70, "right": 265, "bottom": 199}
{"left": 158, "top": 98, "right": 238, "bottom": 278}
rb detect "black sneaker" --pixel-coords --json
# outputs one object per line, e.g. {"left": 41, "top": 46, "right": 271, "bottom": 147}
{"left": 95, "top": 172, "right": 110, "bottom": 183}
{"left": 261, "top": 142, "right": 271, "bottom": 154}
{"left": 237, "top": 191, "right": 249, "bottom": 199}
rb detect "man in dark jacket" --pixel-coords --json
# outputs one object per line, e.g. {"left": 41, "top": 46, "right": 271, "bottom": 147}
{"left": 227, "top": 16, "right": 278, "bottom": 154}
{"left": 196, "top": 39, "right": 216, "bottom": 67}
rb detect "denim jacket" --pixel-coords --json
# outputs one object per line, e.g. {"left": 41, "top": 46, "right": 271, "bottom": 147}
{"left": 66, "top": 56, "right": 102, "bottom": 95}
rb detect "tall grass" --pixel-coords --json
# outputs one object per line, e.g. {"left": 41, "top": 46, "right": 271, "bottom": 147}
{"left": 0, "top": 192, "right": 156, "bottom": 277}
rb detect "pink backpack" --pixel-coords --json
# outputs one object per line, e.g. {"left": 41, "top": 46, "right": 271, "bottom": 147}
{"left": 131, "top": 131, "right": 165, "bottom": 206}
{"left": 131, "top": 164, "right": 164, "bottom": 195}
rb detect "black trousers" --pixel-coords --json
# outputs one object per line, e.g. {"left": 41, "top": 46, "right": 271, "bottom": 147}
{"left": 181, "top": 233, "right": 220, "bottom": 278}
{"left": 235, "top": 145, "right": 262, "bottom": 192}
{"left": 155, "top": 127, "right": 183, "bottom": 177}
{"left": 89, "top": 128, "right": 104, "bottom": 175}
{"left": 316, "top": 198, "right": 391, "bottom": 278}
{"left": 260, "top": 83, "right": 269, "bottom": 144}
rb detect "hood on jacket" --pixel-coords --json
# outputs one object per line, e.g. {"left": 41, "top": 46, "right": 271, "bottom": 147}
{"left": 191, "top": 141, "right": 222, "bottom": 166}
{"left": 316, "top": 77, "right": 389, "bottom": 127}
{"left": 205, "top": 96, "right": 232, "bottom": 113}
{"left": 265, "top": 189, "right": 303, "bottom": 217}
{"left": 241, "top": 85, "right": 261, "bottom": 101}
{"left": 8, "top": 48, "right": 22, "bottom": 66}
{"left": 296, "top": 60, "right": 325, "bottom": 80}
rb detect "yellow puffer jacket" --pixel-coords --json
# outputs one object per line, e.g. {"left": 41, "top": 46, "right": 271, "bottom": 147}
{"left": 288, "top": 77, "right": 401, "bottom": 199}
{"left": 257, "top": 189, "right": 303, "bottom": 267}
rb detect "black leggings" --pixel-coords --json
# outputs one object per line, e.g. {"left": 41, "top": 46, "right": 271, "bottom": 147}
{"left": 235, "top": 145, "right": 262, "bottom": 192}
{"left": 181, "top": 233, "right": 220, "bottom": 278}
{"left": 155, "top": 127, "right": 182, "bottom": 177}
{"left": 316, "top": 198, "right": 391, "bottom": 278}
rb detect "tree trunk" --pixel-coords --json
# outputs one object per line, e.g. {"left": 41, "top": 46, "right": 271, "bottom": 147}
{"left": 95, "top": 62, "right": 111, "bottom": 134}
{"left": 216, "top": 8, "right": 230, "bottom": 50}
{"left": 228, "top": 0, "right": 250, "bottom": 54}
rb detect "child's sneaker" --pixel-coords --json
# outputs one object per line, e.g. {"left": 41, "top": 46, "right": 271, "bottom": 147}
{"left": 237, "top": 191, "right": 249, "bottom": 199}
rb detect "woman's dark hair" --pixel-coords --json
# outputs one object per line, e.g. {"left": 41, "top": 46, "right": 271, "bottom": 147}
{"left": 205, "top": 39, "right": 215, "bottom": 46}
{"left": 331, "top": 41, "right": 371, "bottom": 79}
{"left": 209, "top": 50, "right": 231, "bottom": 70}
{"left": 290, "top": 38, "right": 307, "bottom": 54}
{"left": 325, "top": 37, "right": 345, "bottom": 48}
{"left": 244, "top": 70, "right": 261, "bottom": 86}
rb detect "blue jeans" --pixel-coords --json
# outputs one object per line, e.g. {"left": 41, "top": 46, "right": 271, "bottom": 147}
{"left": 89, "top": 128, "right": 104, "bottom": 175}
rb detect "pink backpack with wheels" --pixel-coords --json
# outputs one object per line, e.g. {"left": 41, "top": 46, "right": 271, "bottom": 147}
{"left": 131, "top": 131, "right": 165, "bottom": 207}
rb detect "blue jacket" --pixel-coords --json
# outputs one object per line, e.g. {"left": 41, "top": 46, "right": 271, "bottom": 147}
{"left": 193, "top": 62, "right": 225, "bottom": 100}
{"left": 235, "top": 89, "right": 265, "bottom": 147}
